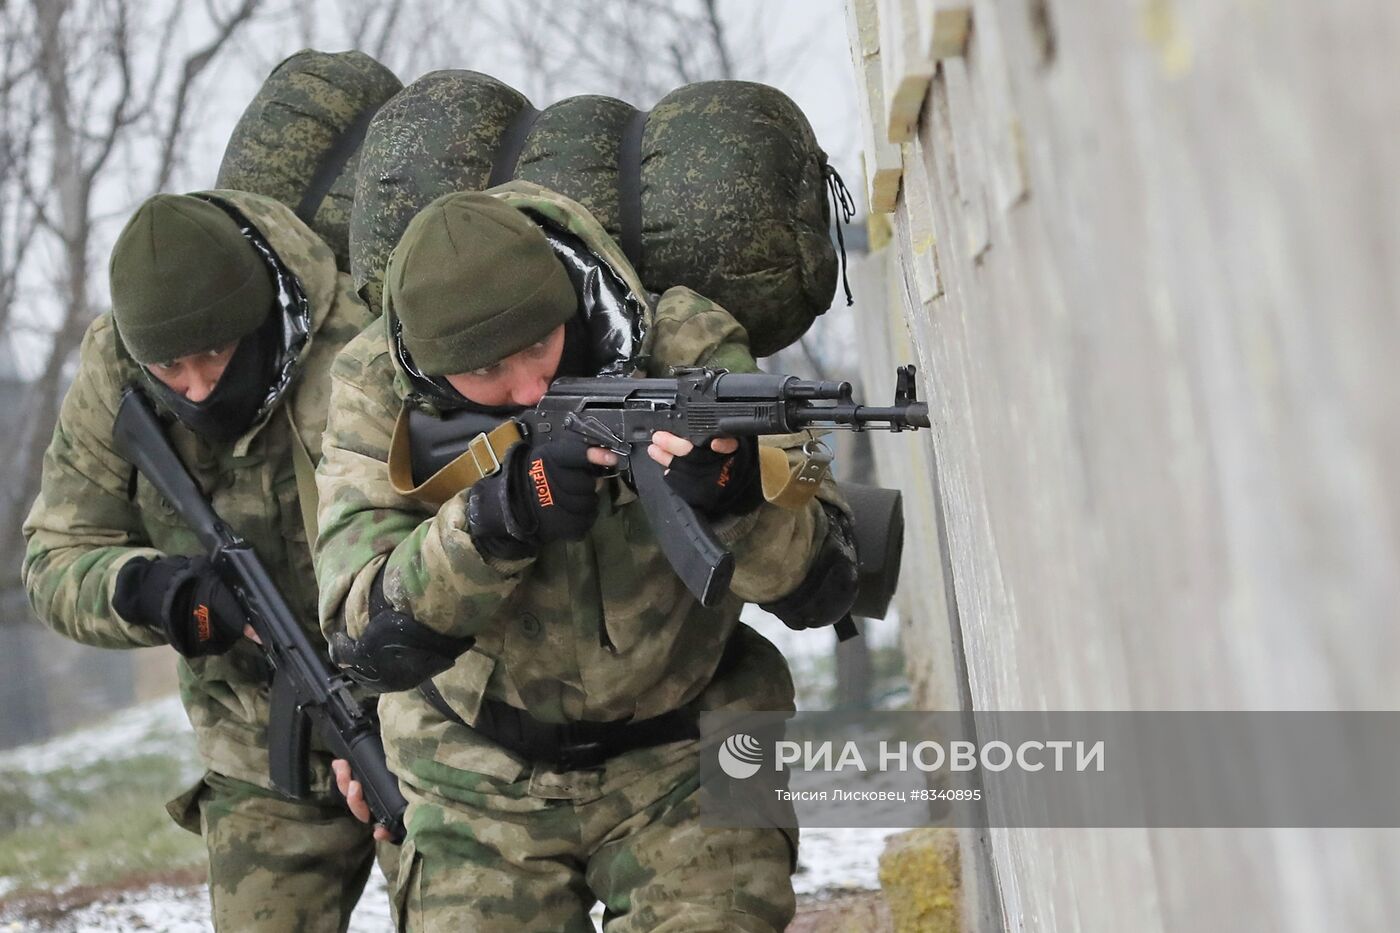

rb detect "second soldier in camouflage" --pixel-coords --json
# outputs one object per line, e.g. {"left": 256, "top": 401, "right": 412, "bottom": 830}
{"left": 22, "top": 192, "right": 391, "bottom": 931}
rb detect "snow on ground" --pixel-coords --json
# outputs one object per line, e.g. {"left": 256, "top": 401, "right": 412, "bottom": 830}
{"left": 0, "top": 872, "right": 395, "bottom": 932}
{"left": 0, "top": 695, "right": 192, "bottom": 777}
{"left": 7, "top": 885, "right": 217, "bottom": 933}
{"left": 794, "top": 826, "right": 907, "bottom": 895}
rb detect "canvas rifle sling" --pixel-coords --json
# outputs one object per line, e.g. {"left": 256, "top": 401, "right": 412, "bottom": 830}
{"left": 387, "top": 406, "right": 524, "bottom": 508}
{"left": 758, "top": 440, "right": 831, "bottom": 509}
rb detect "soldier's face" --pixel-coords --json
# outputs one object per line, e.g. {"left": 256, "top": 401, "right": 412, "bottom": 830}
{"left": 145, "top": 341, "right": 239, "bottom": 403}
{"left": 444, "top": 324, "right": 566, "bottom": 408}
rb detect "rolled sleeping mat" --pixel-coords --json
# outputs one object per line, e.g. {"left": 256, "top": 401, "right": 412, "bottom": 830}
{"left": 217, "top": 49, "right": 403, "bottom": 274}
{"left": 351, "top": 70, "right": 841, "bottom": 354}
{"left": 840, "top": 482, "right": 905, "bottom": 620}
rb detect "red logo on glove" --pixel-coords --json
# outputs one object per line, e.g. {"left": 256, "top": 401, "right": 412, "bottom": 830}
{"left": 716, "top": 456, "right": 734, "bottom": 488}
{"left": 193, "top": 604, "right": 212, "bottom": 642}
{"left": 529, "top": 457, "right": 554, "bottom": 507}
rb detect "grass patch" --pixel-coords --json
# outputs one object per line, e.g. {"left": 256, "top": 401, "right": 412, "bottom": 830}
{"left": 0, "top": 744, "right": 207, "bottom": 899}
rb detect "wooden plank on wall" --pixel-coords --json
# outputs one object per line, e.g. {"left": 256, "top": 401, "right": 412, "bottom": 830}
{"left": 939, "top": 55, "right": 992, "bottom": 260}
{"left": 966, "top": 2, "right": 1029, "bottom": 213}
{"left": 880, "top": 0, "right": 936, "bottom": 142}
{"left": 899, "top": 133, "right": 945, "bottom": 305}
{"left": 849, "top": 0, "right": 905, "bottom": 211}
{"left": 919, "top": 0, "right": 973, "bottom": 61}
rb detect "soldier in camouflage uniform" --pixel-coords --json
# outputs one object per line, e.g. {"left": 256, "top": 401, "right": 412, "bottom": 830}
{"left": 22, "top": 191, "right": 389, "bottom": 931}
{"left": 317, "top": 183, "right": 860, "bottom": 931}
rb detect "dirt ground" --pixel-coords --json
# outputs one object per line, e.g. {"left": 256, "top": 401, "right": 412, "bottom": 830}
{"left": 0, "top": 877, "right": 894, "bottom": 932}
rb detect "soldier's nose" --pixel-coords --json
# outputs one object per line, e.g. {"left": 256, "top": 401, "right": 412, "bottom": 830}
{"left": 512, "top": 378, "right": 547, "bottom": 407}
{"left": 185, "top": 374, "right": 216, "bottom": 403}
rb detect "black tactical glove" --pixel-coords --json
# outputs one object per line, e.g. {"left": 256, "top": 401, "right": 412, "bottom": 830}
{"left": 329, "top": 573, "right": 474, "bottom": 693}
{"left": 662, "top": 436, "right": 763, "bottom": 519}
{"left": 760, "top": 504, "right": 860, "bottom": 630}
{"left": 113, "top": 555, "right": 245, "bottom": 657}
{"left": 467, "top": 431, "right": 604, "bottom": 558}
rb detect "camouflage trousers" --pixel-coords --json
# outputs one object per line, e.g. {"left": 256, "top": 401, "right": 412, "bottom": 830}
{"left": 168, "top": 770, "right": 394, "bottom": 932}
{"left": 393, "top": 743, "right": 796, "bottom": 932}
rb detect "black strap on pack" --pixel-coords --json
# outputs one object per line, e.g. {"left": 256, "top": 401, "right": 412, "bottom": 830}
{"left": 296, "top": 103, "right": 380, "bottom": 226}
{"left": 617, "top": 107, "right": 649, "bottom": 271}
{"left": 824, "top": 163, "right": 856, "bottom": 307}
{"left": 489, "top": 105, "right": 541, "bottom": 187}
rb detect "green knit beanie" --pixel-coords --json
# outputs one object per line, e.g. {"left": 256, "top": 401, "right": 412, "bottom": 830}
{"left": 386, "top": 192, "right": 576, "bottom": 376}
{"left": 109, "top": 194, "right": 274, "bottom": 364}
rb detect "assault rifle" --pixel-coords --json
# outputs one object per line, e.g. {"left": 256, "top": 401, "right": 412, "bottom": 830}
{"left": 113, "top": 388, "right": 407, "bottom": 842}
{"left": 410, "top": 364, "right": 930, "bottom": 610}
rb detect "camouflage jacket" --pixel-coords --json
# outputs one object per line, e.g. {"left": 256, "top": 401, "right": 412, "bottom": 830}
{"left": 22, "top": 191, "right": 373, "bottom": 793}
{"left": 316, "top": 182, "right": 835, "bottom": 780}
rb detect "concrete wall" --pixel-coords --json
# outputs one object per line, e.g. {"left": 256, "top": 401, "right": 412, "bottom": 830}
{"left": 845, "top": 1, "right": 1400, "bottom": 930}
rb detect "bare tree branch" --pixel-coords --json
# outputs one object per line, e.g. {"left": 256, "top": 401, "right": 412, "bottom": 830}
{"left": 0, "top": 5, "right": 44, "bottom": 337}
{"left": 33, "top": 0, "right": 80, "bottom": 252}
{"left": 700, "top": 0, "right": 734, "bottom": 78}
{"left": 370, "top": 0, "right": 407, "bottom": 61}
{"left": 153, "top": 0, "right": 262, "bottom": 191}
{"left": 0, "top": 0, "right": 270, "bottom": 592}
{"left": 79, "top": 0, "right": 138, "bottom": 189}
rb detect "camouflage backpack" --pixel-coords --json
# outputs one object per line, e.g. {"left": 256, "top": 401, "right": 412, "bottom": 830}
{"left": 350, "top": 71, "right": 849, "bottom": 357}
{"left": 216, "top": 50, "right": 403, "bottom": 274}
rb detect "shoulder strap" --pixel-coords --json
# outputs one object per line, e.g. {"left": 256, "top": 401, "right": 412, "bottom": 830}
{"left": 296, "top": 102, "right": 380, "bottom": 226}
{"left": 490, "top": 105, "right": 541, "bottom": 187}
{"left": 387, "top": 405, "right": 524, "bottom": 508}
{"left": 617, "top": 107, "right": 649, "bottom": 270}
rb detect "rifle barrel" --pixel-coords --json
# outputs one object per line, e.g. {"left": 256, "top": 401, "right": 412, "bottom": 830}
{"left": 793, "top": 402, "right": 931, "bottom": 430}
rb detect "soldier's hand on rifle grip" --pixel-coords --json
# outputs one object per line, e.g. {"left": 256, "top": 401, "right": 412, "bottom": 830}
{"left": 649, "top": 431, "right": 763, "bottom": 519}
{"left": 113, "top": 555, "right": 245, "bottom": 657}
{"left": 467, "top": 431, "right": 607, "bottom": 557}
{"left": 332, "top": 759, "right": 393, "bottom": 842}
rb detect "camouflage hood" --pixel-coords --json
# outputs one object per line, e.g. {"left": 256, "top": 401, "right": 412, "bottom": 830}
{"left": 133, "top": 189, "right": 340, "bottom": 437}
{"left": 384, "top": 181, "right": 654, "bottom": 409}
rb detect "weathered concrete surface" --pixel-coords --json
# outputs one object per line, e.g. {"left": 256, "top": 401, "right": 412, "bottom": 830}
{"left": 847, "top": 0, "right": 1400, "bottom": 931}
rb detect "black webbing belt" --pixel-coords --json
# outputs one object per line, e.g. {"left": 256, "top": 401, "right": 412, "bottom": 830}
{"left": 418, "top": 681, "right": 700, "bottom": 773}
{"left": 415, "top": 622, "right": 743, "bottom": 773}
